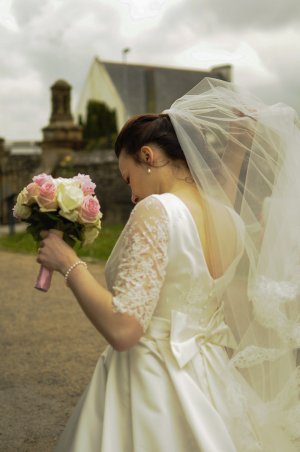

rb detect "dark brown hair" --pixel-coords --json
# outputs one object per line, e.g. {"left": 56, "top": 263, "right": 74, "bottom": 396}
{"left": 114, "top": 113, "right": 187, "bottom": 164}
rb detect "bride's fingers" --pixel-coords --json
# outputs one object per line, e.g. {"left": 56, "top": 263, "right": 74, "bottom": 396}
{"left": 38, "top": 240, "right": 46, "bottom": 250}
{"left": 36, "top": 249, "right": 42, "bottom": 263}
{"left": 40, "top": 230, "right": 49, "bottom": 239}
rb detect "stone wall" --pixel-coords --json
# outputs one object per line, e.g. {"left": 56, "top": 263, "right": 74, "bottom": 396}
{"left": 0, "top": 151, "right": 41, "bottom": 225}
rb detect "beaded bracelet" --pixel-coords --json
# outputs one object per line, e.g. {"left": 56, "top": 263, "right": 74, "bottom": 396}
{"left": 64, "top": 260, "right": 87, "bottom": 286}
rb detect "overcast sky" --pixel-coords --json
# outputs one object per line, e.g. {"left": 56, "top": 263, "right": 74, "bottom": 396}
{"left": 1, "top": 0, "right": 299, "bottom": 141}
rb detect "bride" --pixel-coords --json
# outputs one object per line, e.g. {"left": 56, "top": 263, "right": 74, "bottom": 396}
{"left": 37, "top": 78, "right": 299, "bottom": 451}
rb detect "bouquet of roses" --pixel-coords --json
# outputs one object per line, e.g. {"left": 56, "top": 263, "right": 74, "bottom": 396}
{"left": 13, "top": 173, "right": 102, "bottom": 292}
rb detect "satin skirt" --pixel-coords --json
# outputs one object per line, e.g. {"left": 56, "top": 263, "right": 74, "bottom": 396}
{"left": 55, "top": 316, "right": 297, "bottom": 452}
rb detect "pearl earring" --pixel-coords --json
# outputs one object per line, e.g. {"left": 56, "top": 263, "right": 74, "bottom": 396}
{"left": 147, "top": 168, "right": 151, "bottom": 174}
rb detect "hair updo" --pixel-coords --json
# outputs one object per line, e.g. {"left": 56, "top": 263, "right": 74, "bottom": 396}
{"left": 114, "top": 113, "right": 187, "bottom": 164}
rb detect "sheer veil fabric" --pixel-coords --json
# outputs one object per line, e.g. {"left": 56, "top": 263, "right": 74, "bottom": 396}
{"left": 164, "top": 77, "right": 300, "bottom": 447}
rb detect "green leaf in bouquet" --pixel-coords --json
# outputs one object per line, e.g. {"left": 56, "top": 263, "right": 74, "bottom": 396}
{"left": 26, "top": 224, "right": 40, "bottom": 242}
{"left": 45, "top": 212, "right": 60, "bottom": 222}
{"left": 63, "top": 235, "right": 76, "bottom": 248}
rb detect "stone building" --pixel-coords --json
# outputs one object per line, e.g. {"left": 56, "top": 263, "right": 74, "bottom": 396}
{"left": 41, "top": 79, "right": 84, "bottom": 173}
{"left": 0, "top": 60, "right": 232, "bottom": 226}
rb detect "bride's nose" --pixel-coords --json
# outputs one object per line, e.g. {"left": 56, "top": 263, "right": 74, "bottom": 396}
{"left": 131, "top": 193, "right": 139, "bottom": 204}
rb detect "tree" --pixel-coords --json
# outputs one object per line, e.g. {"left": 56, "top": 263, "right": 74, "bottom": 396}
{"left": 81, "top": 101, "right": 117, "bottom": 150}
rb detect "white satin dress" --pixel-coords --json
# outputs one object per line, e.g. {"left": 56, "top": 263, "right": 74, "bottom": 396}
{"left": 55, "top": 193, "right": 296, "bottom": 452}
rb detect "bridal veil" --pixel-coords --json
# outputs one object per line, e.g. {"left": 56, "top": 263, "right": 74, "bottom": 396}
{"left": 164, "top": 77, "right": 300, "bottom": 446}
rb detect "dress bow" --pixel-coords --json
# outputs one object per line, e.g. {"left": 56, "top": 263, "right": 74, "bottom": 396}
{"left": 170, "top": 306, "right": 237, "bottom": 368}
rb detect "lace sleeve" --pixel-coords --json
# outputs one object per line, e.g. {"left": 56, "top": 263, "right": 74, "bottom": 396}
{"left": 111, "top": 196, "right": 169, "bottom": 332}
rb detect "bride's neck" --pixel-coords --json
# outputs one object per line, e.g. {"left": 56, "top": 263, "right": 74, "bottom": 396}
{"left": 160, "top": 164, "right": 198, "bottom": 196}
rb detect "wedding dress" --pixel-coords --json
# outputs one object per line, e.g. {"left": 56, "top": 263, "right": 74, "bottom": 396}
{"left": 55, "top": 193, "right": 297, "bottom": 452}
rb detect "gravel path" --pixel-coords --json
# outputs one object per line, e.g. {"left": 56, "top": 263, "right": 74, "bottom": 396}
{"left": 0, "top": 250, "right": 107, "bottom": 451}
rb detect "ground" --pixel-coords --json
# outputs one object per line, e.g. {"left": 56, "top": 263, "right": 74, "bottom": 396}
{"left": 0, "top": 250, "right": 107, "bottom": 451}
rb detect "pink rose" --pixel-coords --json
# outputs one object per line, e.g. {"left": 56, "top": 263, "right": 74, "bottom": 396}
{"left": 74, "top": 174, "right": 96, "bottom": 195}
{"left": 78, "top": 195, "right": 100, "bottom": 223}
{"left": 37, "top": 180, "right": 58, "bottom": 211}
{"left": 33, "top": 173, "right": 53, "bottom": 187}
{"left": 26, "top": 182, "right": 40, "bottom": 204}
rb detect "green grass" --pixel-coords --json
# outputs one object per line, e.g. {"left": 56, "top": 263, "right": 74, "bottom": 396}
{"left": 0, "top": 224, "right": 123, "bottom": 261}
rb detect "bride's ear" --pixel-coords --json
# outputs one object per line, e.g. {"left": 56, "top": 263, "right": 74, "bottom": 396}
{"left": 140, "top": 145, "right": 154, "bottom": 165}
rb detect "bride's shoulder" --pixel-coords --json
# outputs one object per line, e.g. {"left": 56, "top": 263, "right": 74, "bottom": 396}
{"left": 129, "top": 194, "right": 169, "bottom": 223}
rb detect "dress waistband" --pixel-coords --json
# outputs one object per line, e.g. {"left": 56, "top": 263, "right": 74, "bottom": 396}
{"left": 143, "top": 306, "right": 237, "bottom": 368}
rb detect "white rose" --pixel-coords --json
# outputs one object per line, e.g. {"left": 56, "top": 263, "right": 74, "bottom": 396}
{"left": 94, "top": 216, "right": 102, "bottom": 228}
{"left": 13, "top": 189, "right": 31, "bottom": 219}
{"left": 57, "top": 181, "right": 84, "bottom": 214}
{"left": 82, "top": 225, "right": 100, "bottom": 245}
{"left": 59, "top": 209, "right": 79, "bottom": 222}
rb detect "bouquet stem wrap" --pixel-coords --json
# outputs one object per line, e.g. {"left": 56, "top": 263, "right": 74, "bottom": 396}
{"left": 35, "top": 229, "right": 63, "bottom": 292}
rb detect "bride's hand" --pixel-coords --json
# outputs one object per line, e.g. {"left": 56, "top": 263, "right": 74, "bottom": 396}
{"left": 37, "top": 230, "right": 78, "bottom": 275}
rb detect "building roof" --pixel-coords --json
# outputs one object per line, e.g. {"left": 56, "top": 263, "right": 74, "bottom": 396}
{"left": 51, "top": 79, "right": 71, "bottom": 89}
{"left": 98, "top": 59, "right": 231, "bottom": 116}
